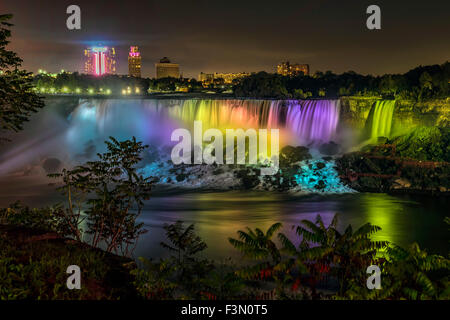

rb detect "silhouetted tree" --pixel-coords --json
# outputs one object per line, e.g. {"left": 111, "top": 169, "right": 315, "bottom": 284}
{"left": 0, "top": 14, "right": 44, "bottom": 142}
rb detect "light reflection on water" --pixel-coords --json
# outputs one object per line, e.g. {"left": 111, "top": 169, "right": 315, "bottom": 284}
{"left": 0, "top": 175, "right": 447, "bottom": 260}
{"left": 135, "top": 191, "right": 449, "bottom": 261}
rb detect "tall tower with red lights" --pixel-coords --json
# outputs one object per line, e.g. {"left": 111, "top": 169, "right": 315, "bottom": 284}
{"left": 128, "top": 46, "right": 142, "bottom": 78}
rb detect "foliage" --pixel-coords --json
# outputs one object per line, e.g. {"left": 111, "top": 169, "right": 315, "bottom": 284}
{"left": 200, "top": 262, "right": 246, "bottom": 300}
{"left": 336, "top": 126, "right": 450, "bottom": 193}
{"left": 390, "top": 126, "right": 450, "bottom": 162}
{"left": 132, "top": 221, "right": 213, "bottom": 299}
{"left": 0, "top": 201, "right": 76, "bottom": 238}
{"left": 0, "top": 14, "right": 44, "bottom": 141}
{"left": 341, "top": 243, "right": 450, "bottom": 300}
{"left": 232, "top": 62, "right": 449, "bottom": 100}
{"left": 160, "top": 221, "right": 210, "bottom": 283}
{"left": 229, "top": 223, "right": 283, "bottom": 265}
{"left": 228, "top": 223, "right": 300, "bottom": 297}
{"left": 380, "top": 243, "right": 449, "bottom": 300}
{"left": 233, "top": 72, "right": 289, "bottom": 98}
{"left": 130, "top": 257, "right": 177, "bottom": 300}
{"left": 50, "top": 137, "right": 156, "bottom": 255}
{"left": 33, "top": 72, "right": 205, "bottom": 94}
{"left": 0, "top": 227, "right": 135, "bottom": 300}
{"left": 279, "top": 214, "right": 388, "bottom": 296}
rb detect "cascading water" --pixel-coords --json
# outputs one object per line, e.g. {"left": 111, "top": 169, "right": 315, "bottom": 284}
{"left": 65, "top": 99, "right": 341, "bottom": 154}
{"left": 365, "top": 100, "right": 396, "bottom": 139}
{"left": 0, "top": 98, "right": 350, "bottom": 193}
{"left": 285, "top": 100, "right": 340, "bottom": 146}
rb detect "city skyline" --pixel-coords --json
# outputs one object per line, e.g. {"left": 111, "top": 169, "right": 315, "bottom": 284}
{"left": 1, "top": 0, "right": 449, "bottom": 78}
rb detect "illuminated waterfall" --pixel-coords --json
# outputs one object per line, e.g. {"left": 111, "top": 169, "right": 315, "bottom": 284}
{"left": 67, "top": 99, "right": 341, "bottom": 153}
{"left": 286, "top": 100, "right": 340, "bottom": 146}
{"left": 166, "top": 99, "right": 339, "bottom": 145}
{"left": 365, "top": 100, "right": 396, "bottom": 139}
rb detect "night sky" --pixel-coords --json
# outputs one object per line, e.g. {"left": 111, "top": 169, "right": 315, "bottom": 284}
{"left": 1, "top": 0, "right": 449, "bottom": 78}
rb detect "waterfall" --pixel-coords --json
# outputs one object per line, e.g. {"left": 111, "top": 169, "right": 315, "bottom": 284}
{"left": 166, "top": 99, "right": 340, "bottom": 145}
{"left": 66, "top": 98, "right": 341, "bottom": 155}
{"left": 285, "top": 100, "right": 340, "bottom": 146}
{"left": 365, "top": 100, "right": 396, "bottom": 139}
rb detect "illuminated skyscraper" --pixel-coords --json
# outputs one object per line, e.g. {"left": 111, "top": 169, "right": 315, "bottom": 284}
{"left": 128, "top": 46, "right": 142, "bottom": 78}
{"left": 84, "top": 46, "right": 116, "bottom": 76}
{"left": 155, "top": 57, "right": 180, "bottom": 79}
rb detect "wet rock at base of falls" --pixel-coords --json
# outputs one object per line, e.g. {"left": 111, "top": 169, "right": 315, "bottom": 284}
{"left": 280, "top": 146, "right": 312, "bottom": 168}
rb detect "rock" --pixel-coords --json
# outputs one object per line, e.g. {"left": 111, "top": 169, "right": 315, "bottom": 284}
{"left": 392, "top": 178, "right": 412, "bottom": 189}
{"left": 318, "top": 141, "right": 340, "bottom": 155}
{"left": 316, "top": 162, "right": 326, "bottom": 170}
{"left": 314, "top": 180, "right": 326, "bottom": 190}
{"left": 235, "top": 169, "right": 260, "bottom": 189}
{"left": 280, "top": 146, "right": 312, "bottom": 168}
{"left": 175, "top": 174, "right": 187, "bottom": 182}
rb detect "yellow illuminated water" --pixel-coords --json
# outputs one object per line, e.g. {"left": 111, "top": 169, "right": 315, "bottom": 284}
{"left": 135, "top": 191, "right": 449, "bottom": 260}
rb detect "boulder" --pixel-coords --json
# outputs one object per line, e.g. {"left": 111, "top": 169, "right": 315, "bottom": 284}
{"left": 280, "top": 146, "right": 311, "bottom": 168}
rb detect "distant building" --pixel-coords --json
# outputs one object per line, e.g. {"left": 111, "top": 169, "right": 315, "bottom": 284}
{"left": 128, "top": 46, "right": 142, "bottom": 78}
{"left": 155, "top": 57, "right": 180, "bottom": 79}
{"left": 277, "top": 62, "right": 309, "bottom": 76}
{"left": 198, "top": 72, "right": 214, "bottom": 83}
{"left": 198, "top": 72, "right": 250, "bottom": 85}
{"left": 84, "top": 46, "right": 116, "bottom": 76}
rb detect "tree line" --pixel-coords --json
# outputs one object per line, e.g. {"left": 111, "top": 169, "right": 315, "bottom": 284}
{"left": 233, "top": 62, "right": 450, "bottom": 100}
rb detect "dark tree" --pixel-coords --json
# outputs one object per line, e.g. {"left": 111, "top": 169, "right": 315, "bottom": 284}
{"left": 0, "top": 14, "right": 44, "bottom": 141}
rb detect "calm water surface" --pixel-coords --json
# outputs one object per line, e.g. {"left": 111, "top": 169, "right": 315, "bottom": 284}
{"left": 135, "top": 191, "right": 449, "bottom": 260}
{"left": 0, "top": 176, "right": 448, "bottom": 259}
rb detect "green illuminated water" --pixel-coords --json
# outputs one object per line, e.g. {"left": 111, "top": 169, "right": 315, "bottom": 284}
{"left": 367, "top": 100, "right": 396, "bottom": 139}
{"left": 120, "top": 192, "right": 450, "bottom": 260}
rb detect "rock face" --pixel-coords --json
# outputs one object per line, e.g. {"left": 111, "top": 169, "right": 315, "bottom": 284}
{"left": 140, "top": 145, "right": 352, "bottom": 194}
{"left": 335, "top": 126, "right": 450, "bottom": 195}
{"left": 339, "top": 97, "right": 450, "bottom": 135}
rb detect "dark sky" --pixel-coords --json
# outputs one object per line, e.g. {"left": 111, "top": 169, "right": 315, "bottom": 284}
{"left": 1, "top": 0, "right": 449, "bottom": 78}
